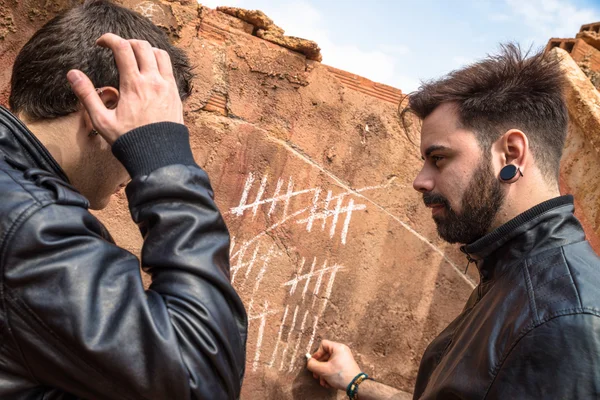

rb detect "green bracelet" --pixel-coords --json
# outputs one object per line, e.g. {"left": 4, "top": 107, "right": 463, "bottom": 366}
{"left": 346, "top": 372, "right": 372, "bottom": 399}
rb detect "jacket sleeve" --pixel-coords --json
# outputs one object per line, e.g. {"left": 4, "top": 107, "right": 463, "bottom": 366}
{"left": 1, "top": 123, "right": 248, "bottom": 400}
{"left": 485, "top": 313, "right": 600, "bottom": 400}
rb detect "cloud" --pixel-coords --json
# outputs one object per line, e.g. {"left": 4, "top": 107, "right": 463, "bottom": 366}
{"left": 489, "top": 13, "right": 511, "bottom": 22}
{"left": 377, "top": 44, "right": 411, "bottom": 56}
{"left": 504, "top": 0, "right": 600, "bottom": 41}
{"left": 263, "top": 1, "right": 412, "bottom": 89}
{"left": 391, "top": 75, "right": 422, "bottom": 93}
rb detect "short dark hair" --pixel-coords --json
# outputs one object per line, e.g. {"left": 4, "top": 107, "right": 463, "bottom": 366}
{"left": 406, "top": 44, "right": 568, "bottom": 182}
{"left": 9, "top": 0, "right": 193, "bottom": 120}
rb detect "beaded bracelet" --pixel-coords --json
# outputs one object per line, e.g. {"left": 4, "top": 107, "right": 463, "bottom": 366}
{"left": 346, "top": 372, "right": 373, "bottom": 399}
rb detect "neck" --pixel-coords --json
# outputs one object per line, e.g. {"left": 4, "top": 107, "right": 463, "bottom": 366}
{"left": 490, "top": 172, "right": 561, "bottom": 233}
{"left": 19, "top": 113, "right": 81, "bottom": 180}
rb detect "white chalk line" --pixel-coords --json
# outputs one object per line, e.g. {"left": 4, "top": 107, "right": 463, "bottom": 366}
{"left": 306, "top": 265, "right": 343, "bottom": 353}
{"left": 250, "top": 301, "right": 282, "bottom": 372}
{"left": 229, "top": 173, "right": 374, "bottom": 247}
{"left": 265, "top": 138, "right": 477, "bottom": 289}
{"left": 247, "top": 245, "right": 275, "bottom": 313}
{"left": 229, "top": 184, "right": 384, "bottom": 262}
{"left": 311, "top": 265, "right": 327, "bottom": 308}
{"left": 231, "top": 175, "right": 316, "bottom": 217}
{"left": 279, "top": 305, "right": 299, "bottom": 371}
{"left": 288, "top": 257, "right": 306, "bottom": 296}
{"left": 268, "top": 178, "right": 284, "bottom": 216}
{"left": 251, "top": 174, "right": 269, "bottom": 218}
{"left": 289, "top": 310, "right": 310, "bottom": 372}
{"left": 268, "top": 304, "right": 289, "bottom": 368}
{"left": 300, "top": 258, "right": 317, "bottom": 301}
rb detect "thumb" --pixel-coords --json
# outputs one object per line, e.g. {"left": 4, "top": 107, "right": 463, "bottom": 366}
{"left": 306, "top": 357, "right": 329, "bottom": 376}
{"left": 67, "top": 70, "right": 106, "bottom": 123}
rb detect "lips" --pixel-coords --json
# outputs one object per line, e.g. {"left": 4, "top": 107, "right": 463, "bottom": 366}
{"left": 428, "top": 204, "right": 445, "bottom": 216}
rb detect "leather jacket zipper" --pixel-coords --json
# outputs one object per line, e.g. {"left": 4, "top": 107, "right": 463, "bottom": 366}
{"left": 460, "top": 245, "right": 477, "bottom": 274}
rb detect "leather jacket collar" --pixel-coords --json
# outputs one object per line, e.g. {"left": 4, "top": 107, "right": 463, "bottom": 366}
{"left": 462, "top": 195, "right": 585, "bottom": 282}
{"left": 0, "top": 105, "right": 69, "bottom": 182}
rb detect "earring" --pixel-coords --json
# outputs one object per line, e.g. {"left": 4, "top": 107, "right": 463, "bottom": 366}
{"left": 499, "top": 164, "right": 523, "bottom": 183}
{"left": 88, "top": 129, "right": 99, "bottom": 137}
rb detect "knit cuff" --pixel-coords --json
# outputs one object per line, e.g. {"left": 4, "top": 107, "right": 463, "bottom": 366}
{"left": 112, "top": 122, "right": 196, "bottom": 178}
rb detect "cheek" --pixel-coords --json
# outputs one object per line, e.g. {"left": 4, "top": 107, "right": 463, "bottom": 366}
{"left": 440, "top": 170, "right": 470, "bottom": 210}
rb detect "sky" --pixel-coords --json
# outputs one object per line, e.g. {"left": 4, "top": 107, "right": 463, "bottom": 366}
{"left": 199, "top": 0, "right": 600, "bottom": 92}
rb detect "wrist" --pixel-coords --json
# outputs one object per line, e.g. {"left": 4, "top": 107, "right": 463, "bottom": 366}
{"left": 112, "top": 122, "right": 196, "bottom": 178}
{"left": 346, "top": 372, "right": 374, "bottom": 399}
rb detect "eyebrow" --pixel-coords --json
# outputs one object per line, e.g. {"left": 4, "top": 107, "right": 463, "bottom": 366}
{"left": 422, "top": 145, "right": 451, "bottom": 160}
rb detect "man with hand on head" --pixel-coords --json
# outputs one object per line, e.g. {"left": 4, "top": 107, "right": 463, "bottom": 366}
{"left": 308, "top": 45, "right": 600, "bottom": 399}
{"left": 0, "top": 1, "right": 246, "bottom": 399}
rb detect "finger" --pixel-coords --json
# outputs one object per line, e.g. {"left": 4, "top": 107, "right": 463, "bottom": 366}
{"left": 313, "top": 373, "right": 318, "bottom": 380}
{"left": 321, "top": 339, "right": 337, "bottom": 353}
{"left": 320, "top": 377, "right": 328, "bottom": 388}
{"left": 306, "top": 358, "right": 329, "bottom": 376}
{"left": 153, "top": 48, "right": 175, "bottom": 81}
{"left": 96, "top": 33, "right": 140, "bottom": 80}
{"left": 312, "top": 342, "right": 328, "bottom": 360}
{"left": 129, "top": 40, "right": 158, "bottom": 74}
{"left": 67, "top": 70, "right": 108, "bottom": 124}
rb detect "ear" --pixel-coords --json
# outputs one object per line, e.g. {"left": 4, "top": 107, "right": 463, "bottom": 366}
{"left": 497, "top": 129, "right": 529, "bottom": 172}
{"left": 96, "top": 86, "right": 119, "bottom": 110}
{"left": 81, "top": 86, "right": 119, "bottom": 134}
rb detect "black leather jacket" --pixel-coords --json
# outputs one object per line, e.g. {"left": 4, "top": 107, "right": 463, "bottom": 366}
{"left": 414, "top": 195, "right": 600, "bottom": 399}
{"left": 0, "top": 106, "right": 247, "bottom": 399}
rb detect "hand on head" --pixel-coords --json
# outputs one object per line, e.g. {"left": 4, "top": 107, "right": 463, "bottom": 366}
{"left": 67, "top": 33, "right": 184, "bottom": 145}
{"left": 306, "top": 339, "right": 361, "bottom": 391}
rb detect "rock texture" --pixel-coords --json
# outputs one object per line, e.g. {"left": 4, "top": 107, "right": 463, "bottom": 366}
{"left": 547, "top": 21, "right": 600, "bottom": 89}
{"left": 553, "top": 47, "right": 600, "bottom": 251}
{"left": 216, "top": 5, "right": 322, "bottom": 61}
{"left": 3, "top": 2, "right": 600, "bottom": 399}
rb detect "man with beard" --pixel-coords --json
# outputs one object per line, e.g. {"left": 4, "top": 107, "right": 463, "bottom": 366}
{"left": 306, "top": 44, "right": 600, "bottom": 399}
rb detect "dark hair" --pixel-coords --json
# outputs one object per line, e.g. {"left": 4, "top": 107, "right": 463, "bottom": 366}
{"left": 9, "top": 0, "right": 193, "bottom": 120}
{"left": 405, "top": 44, "right": 568, "bottom": 182}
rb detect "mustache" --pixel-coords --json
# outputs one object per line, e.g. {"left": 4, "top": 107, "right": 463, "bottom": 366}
{"left": 423, "top": 192, "right": 450, "bottom": 208}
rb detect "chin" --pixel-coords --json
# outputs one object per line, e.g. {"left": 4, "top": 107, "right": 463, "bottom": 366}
{"left": 89, "top": 196, "right": 112, "bottom": 211}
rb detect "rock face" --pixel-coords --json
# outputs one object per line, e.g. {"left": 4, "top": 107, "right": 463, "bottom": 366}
{"left": 547, "top": 21, "right": 600, "bottom": 89}
{"left": 3, "top": 2, "right": 600, "bottom": 399}
{"left": 216, "top": 5, "right": 322, "bottom": 61}
{"left": 553, "top": 48, "right": 600, "bottom": 252}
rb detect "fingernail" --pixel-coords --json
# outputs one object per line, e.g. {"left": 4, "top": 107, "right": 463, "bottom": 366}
{"left": 305, "top": 353, "right": 312, "bottom": 360}
{"left": 67, "top": 70, "right": 82, "bottom": 85}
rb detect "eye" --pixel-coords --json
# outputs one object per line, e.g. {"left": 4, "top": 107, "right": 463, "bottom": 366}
{"left": 431, "top": 155, "right": 444, "bottom": 166}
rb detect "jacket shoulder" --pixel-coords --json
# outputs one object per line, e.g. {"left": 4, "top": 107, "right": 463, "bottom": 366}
{"left": 0, "top": 156, "right": 90, "bottom": 249}
{"left": 525, "top": 242, "right": 600, "bottom": 323}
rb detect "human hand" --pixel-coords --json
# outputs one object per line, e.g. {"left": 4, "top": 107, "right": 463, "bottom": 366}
{"left": 306, "top": 340, "right": 362, "bottom": 391}
{"left": 67, "top": 33, "right": 184, "bottom": 145}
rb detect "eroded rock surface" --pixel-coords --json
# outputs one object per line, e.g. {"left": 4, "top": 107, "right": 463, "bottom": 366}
{"left": 4, "top": 3, "right": 600, "bottom": 399}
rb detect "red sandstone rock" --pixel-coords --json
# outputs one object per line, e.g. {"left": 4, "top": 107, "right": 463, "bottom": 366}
{"left": 577, "top": 30, "right": 600, "bottom": 51}
{"left": 255, "top": 29, "right": 322, "bottom": 62}
{"left": 4, "top": 2, "right": 600, "bottom": 399}
{"left": 217, "top": 5, "right": 284, "bottom": 35}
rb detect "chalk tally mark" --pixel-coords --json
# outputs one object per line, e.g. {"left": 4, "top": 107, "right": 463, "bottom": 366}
{"left": 270, "top": 258, "right": 344, "bottom": 372}
{"left": 230, "top": 172, "right": 376, "bottom": 245}
{"left": 228, "top": 171, "right": 387, "bottom": 374}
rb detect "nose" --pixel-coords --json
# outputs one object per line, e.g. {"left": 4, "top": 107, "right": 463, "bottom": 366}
{"left": 413, "top": 167, "right": 435, "bottom": 193}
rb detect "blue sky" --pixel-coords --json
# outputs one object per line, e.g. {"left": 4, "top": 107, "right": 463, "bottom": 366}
{"left": 200, "top": 0, "right": 600, "bottom": 92}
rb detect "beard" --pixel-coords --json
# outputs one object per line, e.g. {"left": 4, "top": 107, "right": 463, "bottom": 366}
{"left": 423, "top": 157, "right": 505, "bottom": 244}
